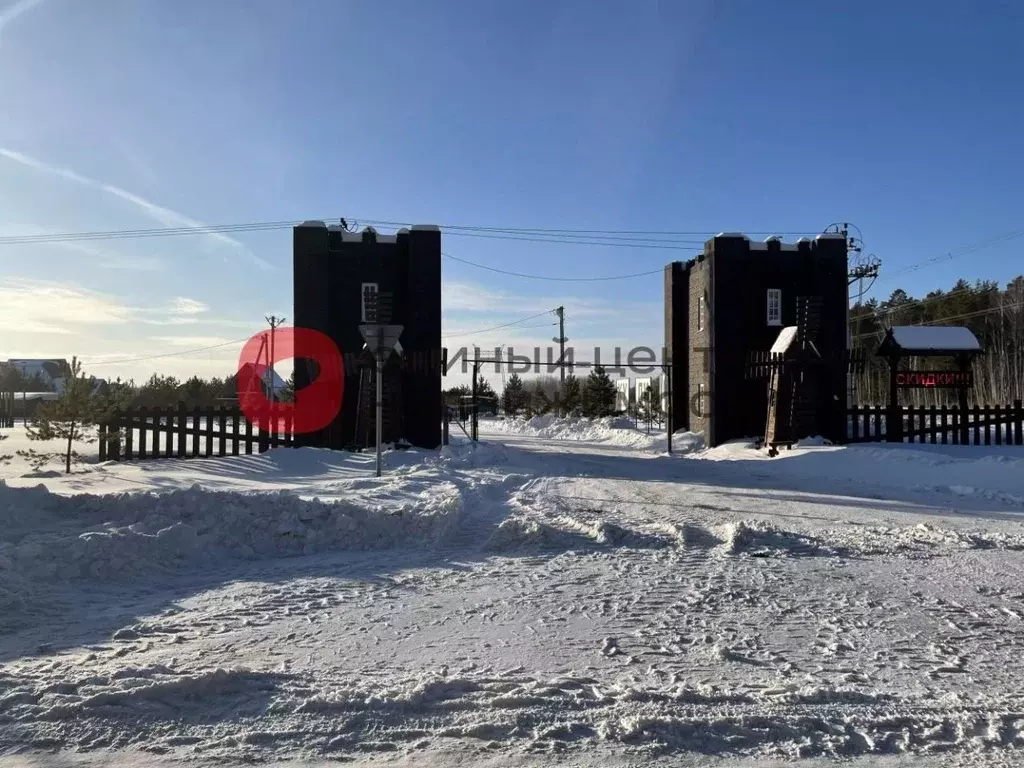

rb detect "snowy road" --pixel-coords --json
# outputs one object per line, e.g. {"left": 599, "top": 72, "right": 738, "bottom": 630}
{"left": 3, "top": 419, "right": 1024, "bottom": 765}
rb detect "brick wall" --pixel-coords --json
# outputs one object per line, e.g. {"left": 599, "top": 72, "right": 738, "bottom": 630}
{"left": 688, "top": 257, "right": 711, "bottom": 438}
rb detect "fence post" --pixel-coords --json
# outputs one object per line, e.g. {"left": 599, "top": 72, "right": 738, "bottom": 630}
{"left": 1011, "top": 399, "right": 1019, "bottom": 448}
{"left": 176, "top": 402, "right": 186, "bottom": 458}
{"left": 232, "top": 410, "right": 241, "bottom": 455}
{"left": 137, "top": 406, "right": 148, "bottom": 460}
{"left": 124, "top": 411, "right": 134, "bottom": 459}
{"left": 218, "top": 407, "right": 227, "bottom": 456}
{"left": 995, "top": 405, "right": 1003, "bottom": 446}
{"left": 110, "top": 410, "right": 122, "bottom": 461}
{"left": 98, "top": 421, "right": 107, "bottom": 462}
{"left": 245, "top": 413, "right": 254, "bottom": 455}
{"left": 204, "top": 408, "right": 214, "bottom": 457}
{"left": 191, "top": 406, "right": 201, "bottom": 457}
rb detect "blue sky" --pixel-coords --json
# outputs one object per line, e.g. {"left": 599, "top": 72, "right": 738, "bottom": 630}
{"left": 1, "top": 0, "right": 1022, "bottom": 384}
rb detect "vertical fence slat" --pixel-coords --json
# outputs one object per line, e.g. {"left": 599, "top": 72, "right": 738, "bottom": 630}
{"left": 258, "top": 412, "right": 270, "bottom": 453}
{"left": 137, "top": 406, "right": 148, "bottom": 460}
{"left": 232, "top": 410, "right": 240, "bottom": 456}
{"left": 177, "top": 402, "right": 186, "bottom": 458}
{"left": 218, "top": 407, "right": 227, "bottom": 457}
{"left": 245, "top": 414, "right": 254, "bottom": 454}
{"left": 907, "top": 405, "right": 916, "bottom": 443}
{"left": 124, "top": 413, "right": 134, "bottom": 460}
{"left": 110, "top": 412, "right": 122, "bottom": 461}
{"left": 972, "top": 405, "right": 981, "bottom": 446}
{"left": 204, "top": 408, "right": 214, "bottom": 457}
{"left": 192, "top": 407, "right": 201, "bottom": 457}
{"left": 1015, "top": 400, "right": 1024, "bottom": 446}
{"left": 928, "top": 405, "right": 937, "bottom": 444}
{"left": 98, "top": 422, "right": 107, "bottom": 462}
{"left": 940, "top": 407, "right": 948, "bottom": 444}
{"left": 995, "top": 405, "right": 1003, "bottom": 446}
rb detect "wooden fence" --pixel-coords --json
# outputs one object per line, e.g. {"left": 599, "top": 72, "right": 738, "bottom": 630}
{"left": 847, "top": 400, "right": 1024, "bottom": 446}
{"left": 0, "top": 392, "right": 13, "bottom": 428}
{"left": 99, "top": 403, "right": 294, "bottom": 461}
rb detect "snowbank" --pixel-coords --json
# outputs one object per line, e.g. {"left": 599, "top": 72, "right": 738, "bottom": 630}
{"left": 489, "top": 415, "right": 701, "bottom": 453}
{"left": 0, "top": 472, "right": 476, "bottom": 629}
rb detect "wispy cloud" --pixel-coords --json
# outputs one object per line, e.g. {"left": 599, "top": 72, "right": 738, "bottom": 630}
{"left": 148, "top": 335, "right": 237, "bottom": 348}
{"left": 0, "top": 147, "right": 273, "bottom": 271}
{"left": 0, "top": 0, "right": 44, "bottom": 46}
{"left": 0, "top": 278, "right": 137, "bottom": 334}
{"left": 168, "top": 297, "right": 209, "bottom": 315}
{"left": 0, "top": 222, "right": 164, "bottom": 271}
{"left": 444, "top": 279, "right": 658, "bottom": 320}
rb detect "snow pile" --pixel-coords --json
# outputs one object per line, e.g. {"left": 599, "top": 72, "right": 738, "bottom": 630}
{"left": 492, "top": 415, "right": 677, "bottom": 451}
{"left": 0, "top": 479, "right": 464, "bottom": 620}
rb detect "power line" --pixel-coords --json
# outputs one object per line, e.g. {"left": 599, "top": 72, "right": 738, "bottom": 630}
{"left": 853, "top": 300, "right": 1024, "bottom": 341}
{"left": 0, "top": 220, "right": 303, "bottom": 245}
{"left": 430, "top": 231, "right": 706, "bottom": 249}
{"left": 357, "top": 218, "right": 816, "bottom": 238}
{"left": 0, "top": 218, "right": 815, "bottom": 248}
{"left": 81, "top": 337, "right": 250, "bottom": 367}
{"left": 442, "top": 310, "right": 557, "bottom": 340}
{"left": 442, "top": 252, "right": 666, "bottom": 282}
{"left": 877, "top": 228, "right": 1024, "bottom": 281}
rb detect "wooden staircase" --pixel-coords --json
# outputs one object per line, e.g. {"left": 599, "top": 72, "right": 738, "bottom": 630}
{"left": 352, "top": 361, "right": 404, "bottom": 449}
{"left": 789, "top": 296, "right": 824, "bottom": 440}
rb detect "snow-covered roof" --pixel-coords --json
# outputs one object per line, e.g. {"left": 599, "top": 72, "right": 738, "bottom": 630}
{"left": 770, "top": 326, "right": 799, "bottom": 354}
{"left": 748, "top": 240, "right": 799, "bottom": 252}
{"left": 815, "top": 233, "right": 846, "bottom": 242}
{"left": 5, "top": 359, "right": 68, "bottom": 382}
{"left": 884, "top": 326, "right": 982, "bottom": 353}
{"left": 715, "top": 232, "right": 750, "bottom": 240}
{"left": 13, "top": 391, "right": 59, "bottom": 401}
{"left": 411, "top": 224, "right": 441, "bottom": 232}
{"left": 323, "top": 226, "right": 399, "bottom": 244}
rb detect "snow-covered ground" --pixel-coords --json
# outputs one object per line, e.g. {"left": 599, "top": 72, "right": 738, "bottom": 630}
{"left": 4, "top": 418, "right": 1024, "bottom": 767}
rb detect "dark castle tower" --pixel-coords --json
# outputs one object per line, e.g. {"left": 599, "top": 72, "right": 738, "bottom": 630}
{"left": 293, "top": 221, "right": 442, "bottom": 450}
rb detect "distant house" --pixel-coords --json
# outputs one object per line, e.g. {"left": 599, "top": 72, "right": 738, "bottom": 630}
{"left": 4, "top": 359, "right": 70, "bottom": 389}
{"left": 2, "top": 359, "right": 108, "bottom": 397}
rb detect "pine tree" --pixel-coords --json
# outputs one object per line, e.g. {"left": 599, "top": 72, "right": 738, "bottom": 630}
{"left": 582, "top": 366, "right": 617, "bottom": 418}
{"left": 561, "top": 374, "right": 582, "bottom": 416}
{"left": 17, "top": 357, "right": 99, "bottom": 474}
{"left": 638, "top": 387, "right": 664, "bottom": 431}
{"left": 527, "top": 379, "right": 552, "bottom": 417}
{"left": 279, "top": 373, "right": 296, "bottom": 404}
{"left": 476, "top": 377, "right": 498, "bottom": 415}
{"left": 502, "top": 373, "right": 527, "bottom": 416}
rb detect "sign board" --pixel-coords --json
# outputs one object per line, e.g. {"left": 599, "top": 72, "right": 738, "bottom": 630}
{"left": 895, "top": 370, "right": 973, "bottom": 389}
{"left": 359, "top": 324, "right": 404, "bottom": 355}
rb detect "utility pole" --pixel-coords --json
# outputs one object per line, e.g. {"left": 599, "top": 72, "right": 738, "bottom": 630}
{"left": 826, "top": 222, "right": 879, "bottom": 406}
{"left": 553, "top": 306, "right": 567, "bottom": 413}
{"left": 265, "top": 315, "right": 286, "bottom": 401}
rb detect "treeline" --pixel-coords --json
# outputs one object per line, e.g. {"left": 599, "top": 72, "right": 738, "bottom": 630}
{"left": 0, "top": 368, "right": 293, "bottom": 411}
{"left": 851, "top": 275, "right": 1024, "bottom": 405}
